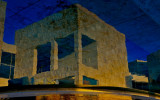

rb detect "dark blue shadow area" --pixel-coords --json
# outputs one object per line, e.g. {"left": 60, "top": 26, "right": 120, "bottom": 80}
{"left": 1, "top": 51, "right": 15, "bottom": 66}
{"left": 82, "top": 35, "right": 96, "bottom": 48}
{"left": 83, "top": 76, "right": 98, "bottom": 85}
{"left": 37, "top": 42, "right": 51, "bottom": 74}
{"left": 0, "top": 64, "right": 14, "bottom": 79}
{"left": 82, "top": 34, "right": 98, "bottom": 69}
{"left": 56, "top": 34, "right": 74, "bottom": 59}
{"left": 1, "top": 52, "right": 11, "bottom": 65}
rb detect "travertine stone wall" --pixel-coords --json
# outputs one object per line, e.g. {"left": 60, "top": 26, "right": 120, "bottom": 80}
{"left": 15, "top": 4, "right": 129, "bottom": 87}
{"left": 0, "top": 78, "right": 8, "bottom": 87}
{"left": 77, "top": 4, "right": 129, "bottom": 87}
{"left": 82, "top": 42, "right": 98, "bottom": 69}
{"left": 14, "top": 6, "right": 79, "bottom": 81}
{"left": 0, "top": 1, "right": 16, "bottom": 86}
{"left": 2, "top": 42, "right": 16, "bottom": 54}
{"left": 0, "top": 1, "right": 16, "bottom": 62}
{"left": 0, "top": 1, "right": 7, "bottom": 63}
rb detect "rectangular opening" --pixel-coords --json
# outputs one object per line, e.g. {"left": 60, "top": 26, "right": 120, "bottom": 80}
{"left": 36, "top": 42, "right": 51, "bottom": 74}
{"left": 82, "top": 35, "right": 98, "bottom": 69}
{"left": 0, "top": 51, "right": 15, "bottom": 79}
{"left": 1, "top": 51, "right": 15, "bottom": 66}
{"left": 56, "top": 34, "right": 74, "bottom": 59}
{"left": 83, "top": 76, "right": 98, "bottom": 85}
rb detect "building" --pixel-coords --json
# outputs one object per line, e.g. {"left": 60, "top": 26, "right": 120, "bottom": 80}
{"left": 14, "top": 4, "right": 130, "bottom": 87}
{"left": 131, "top": 74, "right": 149, "bottom": 90}
{"left": 147, "top": 50, "right": 160, "bottom": 91}
{"left": 128, "top": 60, "right": 149, "bottom": 90}
{"left": 128, "top": 60, "right": 148, "bottom": 77}
{"left": 147, "top": 50, "right": 160, "bottom": 83}
{"left": 0, "top": 0, "right": 6, "bottom": 61}
{"left": 0, "top": 1, "right": 16, "bottom": 86}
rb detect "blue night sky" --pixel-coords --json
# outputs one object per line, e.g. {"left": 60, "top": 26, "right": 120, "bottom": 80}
{"left": 2, "top": 0, "right": 160, "bottom": 62}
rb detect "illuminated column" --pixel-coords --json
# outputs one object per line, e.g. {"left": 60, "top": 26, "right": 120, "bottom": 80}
{"left": 0, "top": 1, "right": 7, "bottom": 63}
{"left": 51, "top": 40, "right": 58, "bottom": 71}
{"left": 74, "top": 32, "right": 82, "bottom": 85}
{"left": 32, "top": 49, "right": 37, "bottom": 76}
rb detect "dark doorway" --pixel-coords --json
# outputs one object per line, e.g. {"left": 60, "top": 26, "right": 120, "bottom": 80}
{"left": 36, "top": 42, "right": 51, "bottom": 74}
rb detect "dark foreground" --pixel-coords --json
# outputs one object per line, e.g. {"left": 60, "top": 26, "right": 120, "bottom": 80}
{"left": 0, "top": 85, "right": 160, "bottom": 100}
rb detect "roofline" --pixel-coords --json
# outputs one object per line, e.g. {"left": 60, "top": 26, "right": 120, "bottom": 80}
{"left": 129, "top": 59, "right": 147, "bottom": 63}
{"left": 73, "top": 4, "right": 125, "bottom": 36}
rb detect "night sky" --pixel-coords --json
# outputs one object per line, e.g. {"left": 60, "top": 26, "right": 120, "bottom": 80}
{"left": 2, "top": 0, "right": 160, "bottom": 62}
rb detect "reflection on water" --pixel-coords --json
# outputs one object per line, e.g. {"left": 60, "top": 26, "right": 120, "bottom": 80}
{"left": 1, "top": 93, "right": 159, "bottom": 100}
{"left": 36, "top": 94, "right": 132, "bottom": 100}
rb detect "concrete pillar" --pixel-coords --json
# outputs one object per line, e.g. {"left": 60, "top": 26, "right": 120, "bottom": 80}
{"left": 74, "top": 32, "right": 82, "bottom": 85}
{"left": 51, "top": 40, "right": 58, "bottom": 71}
{"left": 0, "top": 42, "right": 3, "bottom": 63}
{"left": 0, "top": 1, "right": 6, "bottom": 63}
{"left": 32, "top": 49, "right": 37, "bottom": 76}
{"left": 0, "top": 0, "right": 6, "bottom": 40}
{"left": 74, "top": 32, "right": 82, "bottom": 64}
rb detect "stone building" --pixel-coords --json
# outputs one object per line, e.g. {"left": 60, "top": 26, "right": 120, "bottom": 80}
{"left": 128, "top": 60, "right": 148, "bottom": 77}
{"left": 128, "top": 60, "right": 149, "bottom": 90}
{"left": 0, "top": 0, "right": 6, "bottom": 61}
{"left": 147, "top": 50, "right": 160, "bottom": 91}
{"left": 147, "top": 50, "right": 160, "bottom": 84}
{"left": 14, "top": 4, "right": 130, "bottom": 87}
{"left": 0, "top": 1, "right": 16, "bottom": 86}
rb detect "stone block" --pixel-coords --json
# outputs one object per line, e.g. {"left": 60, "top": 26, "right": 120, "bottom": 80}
{"left": 14, "top": 4, "right": 129, "bottom": 87}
